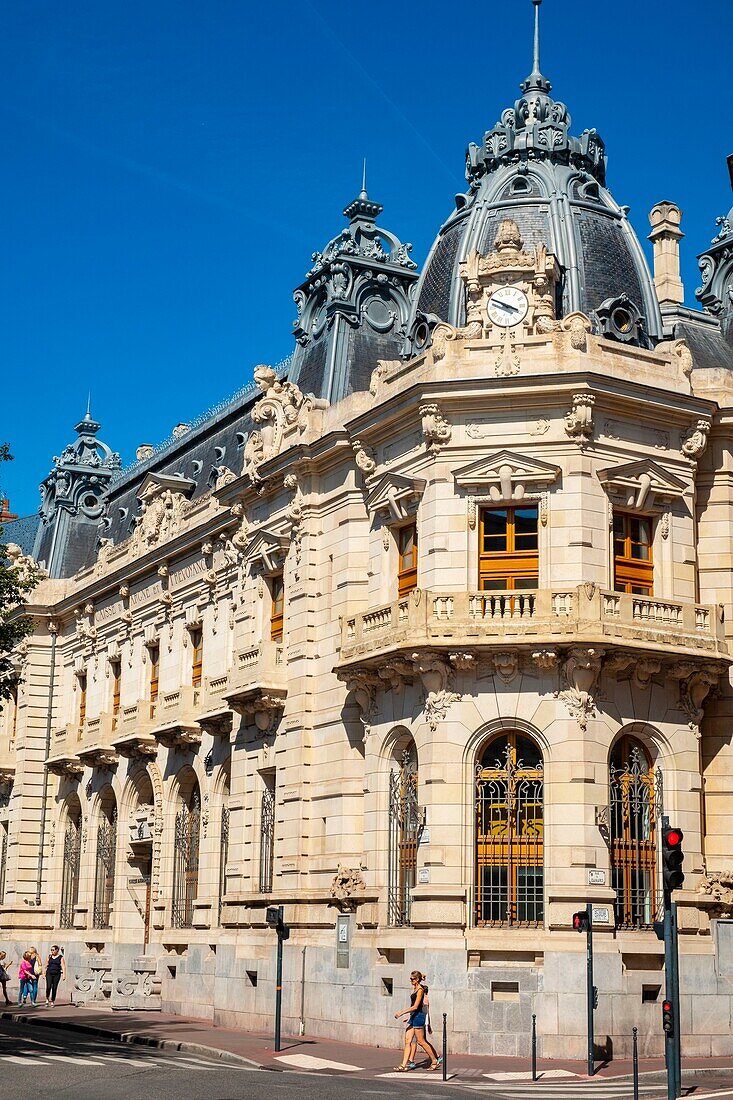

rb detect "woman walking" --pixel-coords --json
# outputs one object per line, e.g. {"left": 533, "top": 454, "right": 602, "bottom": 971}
{"left": 393, "top": 970, "right": 441, "bottom": 1071}
{"left": 29, "top": 948, "right": 42, "bottom": 1006}
{"left": 0, "top": 952, "right": 12, "bottom": 1005}
{"left": 44, "top": 946, "right": 65, "bottom": 1006}
{"left": 17, "top": 952, "right": 34, "bottom": 1006}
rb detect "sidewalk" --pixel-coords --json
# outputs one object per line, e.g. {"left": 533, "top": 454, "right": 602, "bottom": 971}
{"left": 1, "top": 1000, "right": 732, "bottom": 1086}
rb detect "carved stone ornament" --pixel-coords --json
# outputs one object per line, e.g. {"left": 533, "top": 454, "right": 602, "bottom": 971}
{"left": 556, "top": 647, "right": 604, "bottom": 730}
{"left": 597, "top": 458, "right": 687, "bottom": 512}
{"left": 562, "top": 311, "right": 592, "bottom": 351}
{"left": 5, "top": 543, "right": 47, "bottom": 584}
{"left": 697, "top": 870, "right": 733, "bottom": 916}
{"left": 419, "top": 403, "right": 452, "bottom": 452}
{"left": 133, "top": 486, "right": 187, "bottom": 550}
{"left": 454, "top": 450, "right": 560, "bottom": 504}
{"left": 671, "top": 339, "right": 693, "bottom": 381}
{"left": 343, "top": 672, "right": 380, "bottom": 735}
{"left": 352, "top": 439, "right": 376, "bottom": 475}
{"left": 411, "top": 651, "right": 460, "bottom": 732}
{"left": 491, "top": 651, "right": 519, "bottom": 685}
{"left": 242, "top": 365, "right": 327, "bottom": 485}
{"left": 532, "top": 649, "right": 559, "bottom": 670}
{"left": 330, "top": 864, "right": 365, "bottom": 910}
{"left": 678, "top": 667, "right": 719, "bottom": 730}
{"left": 681, "top": 419, "right": 711, "bottom": 462}
{"left": 449, "top": 651, "right": 477, "bottom": 672}
{"left": 564, "top": 393, "right": 595, "bottom": 443}
{"left": 214, "top": 465, "right": 237, "bottom": 491}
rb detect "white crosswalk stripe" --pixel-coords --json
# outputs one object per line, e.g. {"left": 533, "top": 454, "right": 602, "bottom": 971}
{"left": 464, "top": 1083, "right": 665, "bottom": 1099}
{"left": 0, "top": 1047, "right": 249, "bottom": 1071}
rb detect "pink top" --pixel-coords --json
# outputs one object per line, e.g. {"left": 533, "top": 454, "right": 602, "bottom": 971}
{"left": 18, "top": 959, "right": 33, "bottom": 982}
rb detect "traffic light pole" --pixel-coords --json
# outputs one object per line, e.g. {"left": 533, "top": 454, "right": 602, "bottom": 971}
{"left": 275, "top": 904, "right": 284, "bottom": 1052}
{"left": 585, "top": 902, "right": 594, "bottom": 1078}
{"left": 672, "top": 902, "right": 682, "bottom": 1097}
{"left": 663, "top": 900, "right": 675, "bottom": 1100}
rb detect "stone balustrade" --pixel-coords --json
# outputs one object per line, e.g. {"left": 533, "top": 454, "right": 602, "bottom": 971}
{"left": 223, "top": 641, "right": 286, "bottom": 729}
{"left": 150, "top": 684, "right": 202, "bottom": 748}
{"left": 340, "top": 586, "right": 728, "bottom": 665}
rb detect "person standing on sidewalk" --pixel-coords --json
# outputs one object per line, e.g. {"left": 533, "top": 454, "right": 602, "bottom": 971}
{"left": 44, "top": 946, "right": 65, "bottom": 1006}
{"left": 29, "top": 948, "right": 42, "bottom": 1005}
{"left": 0, "top": 951, "right": 12, "bottom": 1005}
{"left": 393, "top": 970, "right": 441, "bottom": 1071}
{"left": 17, "top": 952, "right": 34, "bottom": 1006}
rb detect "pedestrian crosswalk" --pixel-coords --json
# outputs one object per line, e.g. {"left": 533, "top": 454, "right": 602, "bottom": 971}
{"left": 0, "top": 1041, "right": 251, "bottom": 1073}
{"left": 463, "top": 1080, "right": 668, "bottom": 1099}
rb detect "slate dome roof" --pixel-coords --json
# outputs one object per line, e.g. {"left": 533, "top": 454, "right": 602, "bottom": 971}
{"left": 407, "top": 0, "right": 662, "bottom": 353}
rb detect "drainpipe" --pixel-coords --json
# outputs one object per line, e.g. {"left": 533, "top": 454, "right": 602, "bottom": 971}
{"left": 35, "top": 621, "right": 58, "bottom": 905}
{"left": 299, "top": 945, "right": 306, "bottom": 1036}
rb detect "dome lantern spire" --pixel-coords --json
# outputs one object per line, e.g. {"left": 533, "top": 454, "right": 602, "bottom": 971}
{"left": 521, "top": 0, "right": 551, "bottom": 96}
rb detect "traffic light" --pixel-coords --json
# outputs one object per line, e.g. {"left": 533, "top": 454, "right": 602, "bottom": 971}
{"left": 572, "top": 910, "right": 590, "bottom": 932}
{"left": 662, "top": 999, "right": 674, "bottom": 1036}
{"left": 662, "top": 827, "right": 685, "bottom": 898}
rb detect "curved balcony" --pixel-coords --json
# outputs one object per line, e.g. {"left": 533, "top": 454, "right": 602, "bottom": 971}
{"left": 337, "top": 587, "right": 728, "bottom": 670}
{"left": 223, "top": 642, "right": 286, "bottom": 731}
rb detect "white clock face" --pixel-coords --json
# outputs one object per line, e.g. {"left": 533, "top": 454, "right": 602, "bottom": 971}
{"left": 487, "top": 286, "right": 529, "bottom": 328}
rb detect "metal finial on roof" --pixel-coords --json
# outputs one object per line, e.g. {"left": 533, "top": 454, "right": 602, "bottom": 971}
{"left": 520, "top": 0, "right": 551, "bottom": 95}
{"left": 360, "top": 158, "right": 368, "bottom": 200}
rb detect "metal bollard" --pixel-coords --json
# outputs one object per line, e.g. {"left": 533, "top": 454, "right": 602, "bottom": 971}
{"left": 531, "top": 1013, "right": 537, "bottom": 1082}
{"left": 442, "top": 1012, "right": 447, "bottom": 1081}
{"left": 632, "top": 1026, "right": 639, "bottom": 1100}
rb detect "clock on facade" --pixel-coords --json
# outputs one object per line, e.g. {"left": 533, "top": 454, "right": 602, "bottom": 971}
{"left": 487, "top": 286, "right": 529, "bottom": 328}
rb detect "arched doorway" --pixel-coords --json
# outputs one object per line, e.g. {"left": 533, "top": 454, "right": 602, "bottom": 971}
{"left": 475, "top": 732, "right": 544, "bottom": 927}
{"left": 60, "top": 796, "right": 82, "bottom": 929}
{"left": 93, "top": 789, "right": 117, "bottom": 929}
{"left": 172, "top": 779, "right": 201, "bottom": 929}
{"left": 388, "top": 740, "right": 419, "bottom": 927}
{"left": 610, "top": 736, "right": 658, "bottom": 929}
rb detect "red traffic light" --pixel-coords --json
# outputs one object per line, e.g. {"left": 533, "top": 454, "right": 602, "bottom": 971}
{"left": 662, "top": 999, "right": 674, "bottom": 1036}
{"left": 665, "top": 829, "right": 683, "bottom": 848}
{"left": 572, "top": 910, "right": 590, "bottom": 932}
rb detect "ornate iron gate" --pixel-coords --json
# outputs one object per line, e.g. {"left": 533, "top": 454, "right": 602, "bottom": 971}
{"left": 388, "top": 748, "right": 419, "bottom": 926}
{"left": 218, "top": 804, "right": 229, "bottom": 923}
{"left": 610, "top": 740, "right": 662, "bottom": 929}
{"left": 259, "top": 783, "right": 275, "bottom": 894}
{"left": 93, "top": 810, "right": 117, "bottom": 929}
{"left": 475, "top": 734, "right": 544, "bottom": 927}
{"left": 172, "top": 793, "right": 201, "bottom": 929}
{"left": 0, "top": 823, "right": 7, "bottom": 905}
{"left": 60, "top": 818, "right": 81, "bottom": 929}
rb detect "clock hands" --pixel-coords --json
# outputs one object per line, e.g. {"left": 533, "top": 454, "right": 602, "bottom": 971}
{"left": 493, "top": 298, "right": 520, "bottom": 314}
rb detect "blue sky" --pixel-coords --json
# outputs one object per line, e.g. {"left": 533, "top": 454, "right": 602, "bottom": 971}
{"left": 2, "top": 0, "right": 732, "bottom": 516}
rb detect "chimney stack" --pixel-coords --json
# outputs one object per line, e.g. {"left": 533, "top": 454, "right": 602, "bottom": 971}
{"left": 648, "top": 202, "right": 685, "bottom": 305}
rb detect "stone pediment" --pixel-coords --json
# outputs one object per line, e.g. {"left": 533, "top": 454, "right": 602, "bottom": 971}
{"left": 365, "top": 471, "right": 427, "bottom": 522}
{"left": 136, "top": 472, "right": 196, "bottom": 503}
{"left": 244, "top": 524, "right": 290, "bottom": 573}
{"left": 454, "top": 450, "right": 561, "bottom": 500}
{"left": 597, "top": 459, "right": 687, "bottom": 510}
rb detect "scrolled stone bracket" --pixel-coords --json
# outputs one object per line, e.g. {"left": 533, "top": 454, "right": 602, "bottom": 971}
{"left": 556, "top": 646, "right": 604, "bottom": 730}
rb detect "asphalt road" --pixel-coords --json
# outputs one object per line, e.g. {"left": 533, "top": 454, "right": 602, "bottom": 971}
{"left": 2, "top": 1018, "right": 733, "bottom": 1100}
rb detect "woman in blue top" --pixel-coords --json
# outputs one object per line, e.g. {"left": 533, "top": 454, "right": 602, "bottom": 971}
{"left": 393, "top": 970, "right": 441, "bottom": 1071}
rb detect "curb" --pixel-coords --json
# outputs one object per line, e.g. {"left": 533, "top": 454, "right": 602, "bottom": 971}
{"left": 0, "top": 1009, "right": 264, "bottom": 1070}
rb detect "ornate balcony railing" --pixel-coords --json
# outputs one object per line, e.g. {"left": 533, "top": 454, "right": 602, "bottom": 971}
{"left": 223, "top": 641, "right": 286, "bottom": 732}
{"left": 339, "top": 587, "right": 728, "bottom": 666}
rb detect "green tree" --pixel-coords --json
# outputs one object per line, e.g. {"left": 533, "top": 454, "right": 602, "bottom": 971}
{"left": 0, "top": 444, "right": 39, "bottom": 703}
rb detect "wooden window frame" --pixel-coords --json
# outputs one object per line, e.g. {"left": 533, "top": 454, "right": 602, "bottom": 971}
{"left": 78, "top": 673, "right": 87, "bottom": 728}
{"left": 396, "top": 521, "right": 418, "bottom": 598}
{"left": 190, "top": 629, "right": 203, "bottom": 689}
{"left": 479, "top": 506, "right": 539, "bottom": 591}
{"left": 613, "top": 511, "right": 654, "bottom": 596}
{"left": 270, "top": 573, "right": 284, "bottom": 643}
{"left": 149, "top": 645, "right": 160, "bottom": 718}
{"left": 111, "top": 661, "right": 121, "bottom": 727}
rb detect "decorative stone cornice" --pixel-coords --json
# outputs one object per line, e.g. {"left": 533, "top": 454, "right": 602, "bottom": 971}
{"left": 454, "top": 449, "right": 560, "bottom": 501}
{"left": 364, "top": 471, "right": 426, "bottom": 522}
{"left": 597, "top": 458, "right": 687, "bottom": 511}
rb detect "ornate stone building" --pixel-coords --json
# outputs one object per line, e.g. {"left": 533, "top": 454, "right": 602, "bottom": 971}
{"left": 3, "top": 1, "right": 733, "bottom": 1059}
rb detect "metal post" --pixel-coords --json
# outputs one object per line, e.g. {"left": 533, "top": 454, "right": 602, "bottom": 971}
{"left": 671, "top": 902, "right": 681, "bottom": 1099}
{"left": 274, "top": 904, "right": 284, "bottom": 1052}
{"left": 632, "top": 1026, "right": 639, "bottom": 1100}
{"left": 531, "top": 1013, "right": 537, "bottom": 1082}
{"left": 299, "top": 946, "right": 306, "bottom": 1036}
{"left": 586, "top": 901, "right": 594, "bottom": 1077}
{"left": 663, "top": 898, "right": 675, "bottom": 1099}
{"left": 442, "top": 1012, "right": 447, "bottom": 1081}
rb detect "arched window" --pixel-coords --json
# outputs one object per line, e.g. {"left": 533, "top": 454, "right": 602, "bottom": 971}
{"left": 610, "top": 737, "right": 658, "bottom": 929}
{"left": 475, "top": 732, "right": 544, "bottom": 927}
{"left": 388, "top": 742, "right": 419, "bottom": 926}
{"left": 93, "top": 792, "right": 117, "bottom": 929}
{"left": 172, "top": 781, "right": 201, "bottom": 929}
{"left": 218, "top": 774, "right": 230, "bottom": 925}
{"left": 60, "top": 799, "right": 82, "bottom": 929}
